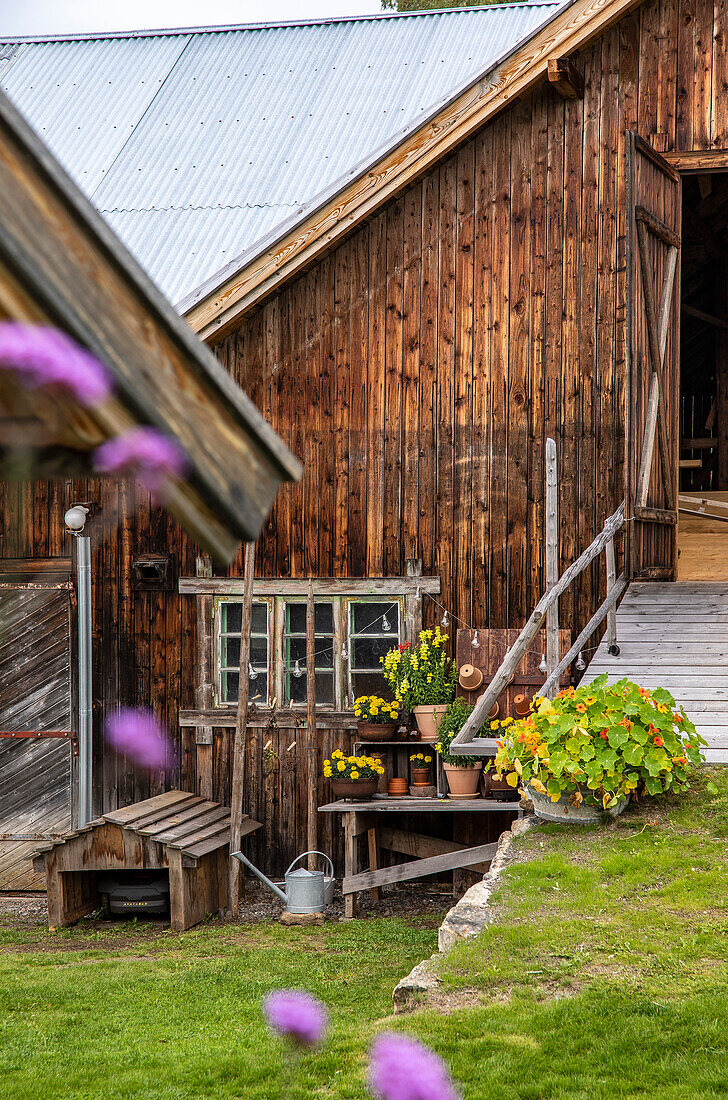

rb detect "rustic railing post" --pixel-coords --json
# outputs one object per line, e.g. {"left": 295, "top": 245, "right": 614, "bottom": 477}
{"left": 306, "top": 580, "right": 318, "bottom": 869}
{"left": 605, "top": 537, "right": 620, "bottom": 656}
{"left": 545, "top": 437, "right": 559, "bottom": 697}
{"left": 228, "top": 540, "right": 255, "bottom": 920}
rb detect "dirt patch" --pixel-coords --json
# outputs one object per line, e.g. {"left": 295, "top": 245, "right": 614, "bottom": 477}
{"left": 0, "top": 882, "right": 449, "bottom": 956}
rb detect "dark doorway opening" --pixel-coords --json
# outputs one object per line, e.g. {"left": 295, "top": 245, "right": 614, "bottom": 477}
{"left": 678, "top": 172, "right": 728, "bottom": 579}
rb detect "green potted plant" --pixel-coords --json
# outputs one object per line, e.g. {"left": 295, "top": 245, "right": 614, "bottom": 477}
{"left": 494, "top": 675, "right": 706, "bottom": 822}
{"left": 435, "top": 697, "right": 486, "bottom": 799}
{"left": 381, "top": 627, "right": 456, "bottom": 741}
{"left": 323, "top": 750, "right": 385, "bottom": 801}
{"left": 409, "top": 751, "right": 434, "bottom": 786}
{"left": 353, "top": 695, "right": 400, "bottom": 741}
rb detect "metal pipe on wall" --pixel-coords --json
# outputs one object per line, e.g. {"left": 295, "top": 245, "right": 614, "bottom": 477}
{"left": 76, "top": 534, "right": 93, "bottom": 825}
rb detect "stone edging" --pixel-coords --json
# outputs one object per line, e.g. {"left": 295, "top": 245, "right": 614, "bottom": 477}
{"left": 393, "top": 814, "right": 536, "bottom": 1012}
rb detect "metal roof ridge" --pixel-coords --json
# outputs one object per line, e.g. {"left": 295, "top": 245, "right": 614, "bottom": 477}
{"left": 0, "top": 2, "right": 565, "bottom": 46}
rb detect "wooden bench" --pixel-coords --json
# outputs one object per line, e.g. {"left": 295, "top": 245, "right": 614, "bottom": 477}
{"left": 33, "top": 790, "right": 261, "bottom": 930}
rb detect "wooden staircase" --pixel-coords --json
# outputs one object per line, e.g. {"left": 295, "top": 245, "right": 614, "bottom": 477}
{"left": 586, "top": 582, "right": 728, "bottom": 763}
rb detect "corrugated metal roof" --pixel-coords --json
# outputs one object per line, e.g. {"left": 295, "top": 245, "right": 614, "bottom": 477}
{"left": 0, "top": 4, "right": 566, "bottom": 308}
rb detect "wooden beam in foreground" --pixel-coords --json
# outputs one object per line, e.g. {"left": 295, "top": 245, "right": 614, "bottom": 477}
{"left": 547, "top": 57, "right": 585, "bottom": 99}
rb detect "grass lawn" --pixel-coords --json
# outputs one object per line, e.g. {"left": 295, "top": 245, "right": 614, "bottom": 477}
{"left": 3, "top": 768, "right": 728, "bottom": 1098}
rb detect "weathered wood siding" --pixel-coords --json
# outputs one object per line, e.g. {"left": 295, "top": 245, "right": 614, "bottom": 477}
{"left": 1, "top": 0, "right": 727, "bottom": 876}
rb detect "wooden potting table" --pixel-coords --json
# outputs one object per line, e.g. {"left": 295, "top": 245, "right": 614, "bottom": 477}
{"left": 319, "top": 797, "right": 522, "bottom": 917}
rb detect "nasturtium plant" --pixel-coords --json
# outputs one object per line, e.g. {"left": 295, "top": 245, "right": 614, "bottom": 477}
{"left": 494, "top": 676, "right": 706, "bottom": 810}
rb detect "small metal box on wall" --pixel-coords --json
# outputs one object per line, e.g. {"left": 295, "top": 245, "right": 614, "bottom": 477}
{"left": 131, "top": 554, "right": 175, "bottom": 592}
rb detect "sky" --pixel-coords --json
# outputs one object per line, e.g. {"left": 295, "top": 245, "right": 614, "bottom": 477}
{"left": 0, "top": 0, "right": 383, "bottom": 37}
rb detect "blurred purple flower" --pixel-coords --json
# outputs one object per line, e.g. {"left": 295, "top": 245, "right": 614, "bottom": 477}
{"left": 93, "top": 426, "right": 187, "bottom": 495}
{"left": 368, "top": 1034, "right": 460, "bottom": 1100}
{"left": 0, "top": 322, "right": 111, "bottom": 406}
{"left": 263, "top": 989, "right": 329, "bottom": 1047}
{"left": 104, "top": 708, "right": 175, "bottom": 770}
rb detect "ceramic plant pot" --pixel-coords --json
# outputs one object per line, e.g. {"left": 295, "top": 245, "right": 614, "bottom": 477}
{"left": 513, "top": 694, "right": 532, "bottom": 718}
{"left": 525, "top": 785, "right": 629, "bottom": 823}
{"left": 357, "top": 721, "right": 396, "bottom": 742}
{"left": 443, "top": 762, "right": 482, "bottom": 800}
{"left": 411, "top": 767, "right": 430, "bottom": 786}
{"left": 487, "top": 773, "right": 520, "bottom": 802}
{"left": 330, "top": 777, "right": 378, "bottom": 801}
{"left": 412, "top": 704, "right": 449, "bottom": 742}
{"left": 388, "top": 777, "right": 409, "bottom": 796}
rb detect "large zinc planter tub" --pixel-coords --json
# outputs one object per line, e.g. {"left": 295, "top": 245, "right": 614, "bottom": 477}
{"left": 526, "top": 785, "right": 629, "bottom": 824}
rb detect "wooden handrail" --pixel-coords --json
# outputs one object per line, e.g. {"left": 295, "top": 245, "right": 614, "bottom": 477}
{"left": 451, "top": 500, "right": 626, "bottom": 751}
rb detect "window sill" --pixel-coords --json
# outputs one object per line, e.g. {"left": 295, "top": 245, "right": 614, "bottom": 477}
{"left": 179, "top": 707, "right": 360, "bottom": 729}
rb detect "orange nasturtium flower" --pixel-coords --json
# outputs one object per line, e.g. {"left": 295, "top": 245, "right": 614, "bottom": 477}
{"left": 576, "top": 703, "right": 587, "bottom": 714}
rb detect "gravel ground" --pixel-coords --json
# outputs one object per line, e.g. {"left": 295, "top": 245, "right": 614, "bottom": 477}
{"left": 0, "top": 881, "right": 452, "bottom": 932}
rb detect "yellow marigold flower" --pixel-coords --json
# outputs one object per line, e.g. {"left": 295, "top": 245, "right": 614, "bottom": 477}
{"left": 337, "top": 760, "right": 346, "bottom": 772}
{"left": 332, "top": 749, "right": 343, "bottom": 759}
{"left": 490, "top": 721, "right": 500, "bottom": 730}
{"left": 427, "top": 673, "right": 433, "bottom": 683}
{"left": 350, "top": 770, "right": 359, "bottom": 779}
{"left": 424, "top": 755, "right": 432, "bottom": 763}
{"left": 503, "top": 716, "right": 513, "bottom": 725}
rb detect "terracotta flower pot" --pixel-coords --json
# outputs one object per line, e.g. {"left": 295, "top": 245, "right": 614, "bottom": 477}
{"left": 443, "top": 762, "right": 482, "bottom": 799}
{"left": 413, "top": 704, "right": 449, "bottom": 742}
{"left": 357, "top": 721, "right": 396, "bottom": 742}
{"left": 330, "top": 777, "right": 378, "bottom": 801}
{"left": 488, "top": 773, "right": 520, "bottom": 802}
{"left": 514, "top": 693, "right": 532, "bottom": 718}
{"left": 411, "top": 767, "right": 430, "bottom": 785}
{"left": 388, "top": 777, "right": 409, "bottom": 796}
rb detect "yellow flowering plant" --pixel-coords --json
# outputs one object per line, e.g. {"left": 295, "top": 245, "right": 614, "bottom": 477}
{"left": 353, "top": 695, "right": 400, "bottom": 724}
{"left": 410, "top": 752, "right": 433, "bottom": 765}
{"left": 323, "top": 749, "right": 385, "bottom": 781}
{"left": 495, "top": 676, "right": 706, "bottom": 810}
{"left": 381, "top": 628, "right": 457, "bottom": 710}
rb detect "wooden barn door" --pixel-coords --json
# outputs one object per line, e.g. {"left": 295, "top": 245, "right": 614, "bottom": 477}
{"left": 626, "top": 132, "right": 682, "bottom": 579}
{"left": 0, "top": 581, "right": 74, "bottom": 890}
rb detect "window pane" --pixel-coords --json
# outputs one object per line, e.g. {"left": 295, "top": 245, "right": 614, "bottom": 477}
{"left": 222, "top": 670, "right": 239, "bottom": 703}
{"left": 223, "top": 671, "right": 268, "bottom": 705}
{"left": 315, "top": 603, "right": 333, "bottom": 633}
{"left": 288, "top": 635, "right": 307, "bottom": 663}
{"left": 249, "top": 674, "right": 268, "bottom": 704}
{"left": 286, "top": 601, "right": 334, "bottom": 634}
{"left": 352, "top": 602, "right": 399, "bottom": 635}
{"left": 352, "top": 636, "right": 394, "bottom": 669}
{"left": 250, "top": 637, "right": 268, "bottom": 666}
{"left": 251, "top": 603, "right": 267, "bottom": 634}
{"left": 222, "top": 603, "right": 242, "bottom": 633}
{"left": 352, "top": 671, "right": 390, "bottom": 700}
{"left": 224, "top": 637, "right": 240, "bottom": 669}
{"left": 287, "top": 603, "right": 306, "bottom": 634}
{"left": 288, "top": 671, "right": 334, "bottom": 705}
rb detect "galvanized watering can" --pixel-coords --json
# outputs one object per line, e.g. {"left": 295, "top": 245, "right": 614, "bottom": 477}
{"left": 231, "top": 850, "right": 335, "bottom": 914}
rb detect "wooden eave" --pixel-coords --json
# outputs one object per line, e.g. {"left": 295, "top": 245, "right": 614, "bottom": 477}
{"left": 0, "top": 92, "right": 301, "bottom": 563}
{"left": 184, "top": 0, "right": 646, "bottom": 346}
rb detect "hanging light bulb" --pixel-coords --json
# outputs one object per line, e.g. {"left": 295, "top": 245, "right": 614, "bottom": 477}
{"left": 539, "top": 653, "right": 548, "bottom": 674}
{"left": 441, "top": 610, "right": 450, "bottom": 627}
{"left": 381, "top": 612, "right": 391, "bottom": 632}
{"left": 341, "top": 643, "right": 348, "bottom": 660}
{"left": 248, "top": 663, "right": 258, "bottom": 680}
{"left": 293, "top": 659, "right": 303, "bottom": 678}
{"left": 576, "top": 651, "right": 586, "bottom": 672}
{"left": 471, "top": 631, "right": 480, "bottom": 649}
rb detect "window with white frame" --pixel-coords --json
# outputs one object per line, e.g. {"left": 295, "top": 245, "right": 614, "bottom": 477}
{"left": 214, "top": 594, "right": 402, "bottom": 709}
{"left": 217, "top": 599, "right": 271, "bottom": 706}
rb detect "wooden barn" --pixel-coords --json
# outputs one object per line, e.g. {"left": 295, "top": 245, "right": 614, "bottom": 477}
{"left": 3, "top": 0, "right": 728, "bottom": 882}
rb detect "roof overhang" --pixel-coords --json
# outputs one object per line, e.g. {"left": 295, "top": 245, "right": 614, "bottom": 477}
{"left": 0, "top": 90, "right": 301, "bottom": 562}
{"left": 183, "top": 0, "right": 644, "bottom": 345}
